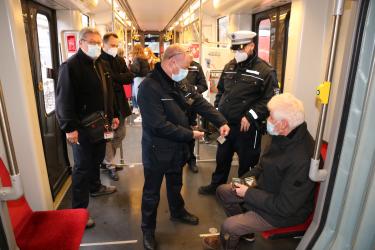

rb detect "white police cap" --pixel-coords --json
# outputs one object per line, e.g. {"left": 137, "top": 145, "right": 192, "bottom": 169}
{"left": 229, "top": 30, "right": 257, "bottom": 50}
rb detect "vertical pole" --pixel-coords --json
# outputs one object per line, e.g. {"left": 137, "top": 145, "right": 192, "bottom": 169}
{"left": 309, "top": 0, "right": 344, "bottom": 182}
{"left": 111, "top": 0, "right": 114, "bottom": 32}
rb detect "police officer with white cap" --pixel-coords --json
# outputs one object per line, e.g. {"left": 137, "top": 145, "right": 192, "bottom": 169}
{"left": 199, "top": 30, "right": 279, "bottom": 195}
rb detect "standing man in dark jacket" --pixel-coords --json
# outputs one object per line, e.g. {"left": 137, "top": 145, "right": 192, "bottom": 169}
{"left": 185, "top": 60, "right": 208, "bottom": 173}
{"left": 202, "top": 93, "right": 316, "bottom": 250}
{"left": 199, "top": 30, "right": 280, "bottom": 195}
{"left": 56, "top": 28, "right": 119, "bottom": 228}
{"left": 101, "top": 32, "right": 134, "bottom": 180}
{"left": 138, "top": 44, "right": 230, "bottom": 250}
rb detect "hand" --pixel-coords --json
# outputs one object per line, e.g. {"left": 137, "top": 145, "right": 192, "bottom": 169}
{"left": 234, "top": 184, "right": 249, "bottom": 198}
{"left": 66, "top": 130, "right": 79, "bottom": 144}
{"left": 112, "top": 118, "right": 120, "bottom": 130}
{"left": 240, "top": 116, "right": 250, "bottom": 132}
{"left": 219, "top": 124, "right": 230, "bottom": 137}
{"left": 193, "top": 130, "right": 204, "bottom": 140}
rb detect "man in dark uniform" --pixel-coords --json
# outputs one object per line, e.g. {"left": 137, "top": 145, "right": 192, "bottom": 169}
{"left": 199, "top": 30, "right": 279, "bottom": 195}
{"left": 137, "top": 44, "right": 230, "bottom": 250}
{"left": 100, "top": 32, "right": 134, "bottom": 180}
{"left": 185, "top": 60, "right": 208, "bottom": 173}
{"left": 56, "top": 27, "right": 119, "bottom": 228}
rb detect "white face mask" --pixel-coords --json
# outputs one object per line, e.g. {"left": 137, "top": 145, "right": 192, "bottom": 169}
{"left": 107, "top": 47, "right": 118, "bottom": 57}
{"left": 86, "top": 44, "right": 101, "bottom": 59}
{"left": 172, "top": 66, "right": 189, "bottom": 82}
{"left": 235, "top": 50, "right": 248, "bottom": 63}
{"left": 267, "top": 120, "right": 279, "bottom": 136}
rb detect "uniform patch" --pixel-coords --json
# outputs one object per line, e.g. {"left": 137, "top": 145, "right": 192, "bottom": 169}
{"left": 246, "top": 69, "right": 260, "bottom": 75}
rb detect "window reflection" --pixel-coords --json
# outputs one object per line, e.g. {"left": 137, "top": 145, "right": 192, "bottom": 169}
{"left": 36, "top": 13, "right": 55, "bottom": 115}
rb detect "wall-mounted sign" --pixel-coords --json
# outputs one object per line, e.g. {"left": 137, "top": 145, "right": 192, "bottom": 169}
{"left": 61, "top": 30, "right": 79, "bottom": 62}
{"left": 67, "top": 35, "right": 77, "bottom": 52}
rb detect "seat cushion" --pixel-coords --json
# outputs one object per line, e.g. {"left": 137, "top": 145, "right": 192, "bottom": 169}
{"left": 15, "top": 209, "right": 88, "bottom": 250}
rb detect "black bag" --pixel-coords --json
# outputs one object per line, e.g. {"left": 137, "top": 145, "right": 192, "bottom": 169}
{"left": 80, "top": 60, "right": 112, "bottom": 143}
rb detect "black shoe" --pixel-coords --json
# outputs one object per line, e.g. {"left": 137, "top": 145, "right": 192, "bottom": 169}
{"left": 170, "top": 211, "right": 199, "bottom": 225}
{"left": 90, "top": 185, "right": 117, "bottom": 197}
{"left": 108, "top": 168, "right": 119, "bottom": 181}
{"left": 100, "top": 163, "right": 108, "bottom": 170}
{"left": 198, "top": 184, "right": 218, "bottom": 195}
{"left": 115, "top": 165, "right": 124, "bottom": 171}
{"left": 85, "top": 217, "right": 95, "bottom": 229}
{"left": 188, "top": 162, "right": 199, "bottom": 173}
{"left": 143, "top": 232, "right": 156, "bottom": 250}
{"left": 241, "top": 233, "right": 255, "bottom": 242}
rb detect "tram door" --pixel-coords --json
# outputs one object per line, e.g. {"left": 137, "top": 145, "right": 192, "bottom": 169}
{"left": 21, "top": 0, "right": 70, "bottom": 199}
{"left": 253, "top": 4, "right": 291, "bottom": 91}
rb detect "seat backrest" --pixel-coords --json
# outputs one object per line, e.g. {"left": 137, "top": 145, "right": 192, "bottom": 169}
{"left": 0, "top": 159, "right": 33, "bottom": 237}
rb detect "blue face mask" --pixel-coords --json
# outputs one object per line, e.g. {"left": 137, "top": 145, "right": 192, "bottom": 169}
{"left": 267, "top": 120, "right": 279, "bottom": 136}
{"left": 86, "top": 44, "right": 101, "bottom": 59}
{"left": 172, "top": 66, "right": 189, "bottom": 82}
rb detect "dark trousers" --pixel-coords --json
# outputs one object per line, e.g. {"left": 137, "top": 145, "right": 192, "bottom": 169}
{"left": 216, "top": 184, "right": 275, "bottom": 249}
{"left": 71, "top": 130, "right": 105, "bottom": 208}
{"left": 141, "top": 151, "right": 186, "bottom": 232}
{"left": 211, "top": 125, "right": 260, "bottom": 186}
{"left": 188, "top": 140, "right": 196, "bottom": 165}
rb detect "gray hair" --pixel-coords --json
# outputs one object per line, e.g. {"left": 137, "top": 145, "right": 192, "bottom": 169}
{"left": 267, "top": 93, "right": 305, "bottom": 129}
{"left": 79, "top": 27, "right": 101, "bottom": 41}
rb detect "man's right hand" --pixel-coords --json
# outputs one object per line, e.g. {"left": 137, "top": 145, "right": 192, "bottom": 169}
{"left": 66, "top": 130, "right": 79, "bottom": 144}
{"left": 192, "top": 130, "right": 204, "bottom": 140}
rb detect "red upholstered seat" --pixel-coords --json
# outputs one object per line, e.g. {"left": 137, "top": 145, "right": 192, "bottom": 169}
{"left": 0, "top": 159, "right": 88, "bottom": 250}
{"left": 261, "top": 143, "right": 328, "bottom": 239}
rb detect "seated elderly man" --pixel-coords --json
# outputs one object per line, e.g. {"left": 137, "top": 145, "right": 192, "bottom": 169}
{"left": 203, "top": 93, "right": 316, "bottom": 250}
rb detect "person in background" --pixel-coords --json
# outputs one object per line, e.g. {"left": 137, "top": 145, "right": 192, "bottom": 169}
{"left": 144, "top": 46, "right": 159, "bottom": 70}
{"left": 130, "top": 44, "right": 150, "bottom": 122}
{"left": 56, "top": 27, "right": 118, "bottom": 228}
{"left": 137, "top": 44, "right": 230, "bottom": 250}
{"left": 100, "top": 32, "right": 134, "bottom": 181}
{"left": 185, "top": 57, "right": 208, "bottom": 173}
{"left": 199, "top": 30, "right": 279, "bottom": 195}
{"left": 202, "top": 93, "right": 315, "bottom": 250}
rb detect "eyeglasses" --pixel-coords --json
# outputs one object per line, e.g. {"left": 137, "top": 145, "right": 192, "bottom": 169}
{"left": 81, "top": 39, "right": 101, "bottom": 46}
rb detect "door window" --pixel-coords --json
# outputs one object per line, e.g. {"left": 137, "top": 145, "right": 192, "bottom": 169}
{"left": 258, "top": 18, "right": 271, "bottom": 62}
{"left": 36, "top": 13, "right": 55, "bottom": 115}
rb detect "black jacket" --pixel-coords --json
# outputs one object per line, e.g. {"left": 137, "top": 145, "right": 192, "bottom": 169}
{"left": 138, "top": 63, "right": 227, "bottom": 165}
{"left": 56, "top": 49, "right": 116, "bottom": 133}
{"left": 243, "top": 122, "right": 315, "bottom": 227}
{"left": 130, "top": 57, "right": 150, "bottom": 77}
{"left": 100, "top": 50, "right": 133, "bottom": 118}
{"left": 186, "top": 61, "right": 208, "bottom": 94}
{"left": 215, "top": 53, "right": 279, "bottom": 129}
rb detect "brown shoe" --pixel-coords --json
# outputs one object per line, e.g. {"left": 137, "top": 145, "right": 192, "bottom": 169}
{"left": 90, "top": 184, "right": 117, "bottom": 197}
{"left": 202, "top": 235, "right": 221, "bottom": 250}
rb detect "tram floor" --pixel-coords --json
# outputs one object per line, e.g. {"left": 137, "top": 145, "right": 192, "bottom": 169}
{"left": 59, "top": 124, "right": 301, "bottom": 250}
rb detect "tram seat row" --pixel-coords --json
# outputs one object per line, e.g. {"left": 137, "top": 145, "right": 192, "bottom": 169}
{"left": 0, "top": 159, "right": 87, "bottom": 250}
{"left": 261, "top": 142, "right": 327, "bottom": 239}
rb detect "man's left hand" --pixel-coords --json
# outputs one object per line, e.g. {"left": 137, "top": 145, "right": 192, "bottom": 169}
{"left": 112, "top": 118, "right": 120, "bottom": 130}
{"left": 234, "top": 184, "right": 249, "bottom": 198}
{"left": 240, "top": 116, "right": 250, "bottom": 132}
{"left": 219, "top": 124, "right": 230, "bottom": 137}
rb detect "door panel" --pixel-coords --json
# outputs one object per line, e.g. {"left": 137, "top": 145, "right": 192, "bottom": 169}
{"left": 253, "top": 4, "right": 291, "bottom": 91}
{"left": 21, "top": 0, "right": 70, "bottom": 199}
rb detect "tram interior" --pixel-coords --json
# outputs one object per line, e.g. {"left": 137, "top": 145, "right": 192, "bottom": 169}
{"left": 1, "top": 0, "right": 375, "bottom": 249}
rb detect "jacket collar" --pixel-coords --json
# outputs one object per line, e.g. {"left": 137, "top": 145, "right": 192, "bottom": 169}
{"left": 272, "top": 122, "right": 308, "bottom": 148}
{"left": 100, "top": 49, "right": 115, "bottom": 61}
{"left": 152, "top": 62, "right": 178, "bottom": 93}
{"left": 77, "top": 48, "right": 94, "bottom": 65}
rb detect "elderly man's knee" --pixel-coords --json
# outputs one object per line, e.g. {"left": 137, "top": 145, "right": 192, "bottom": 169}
{"left": 216, "top": 184, "right": 232, "bottom": 201}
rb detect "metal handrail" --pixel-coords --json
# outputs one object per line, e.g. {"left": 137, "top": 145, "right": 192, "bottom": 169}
{"left": 0, "top": 81, "right": 23, "bottom": 200}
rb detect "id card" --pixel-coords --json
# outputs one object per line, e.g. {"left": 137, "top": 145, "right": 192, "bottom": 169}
{"left": 104, "top": 131, "right": 114, "bottom": 140}
{"left": 217, "top": 135, "right": 226, "bottom": 144}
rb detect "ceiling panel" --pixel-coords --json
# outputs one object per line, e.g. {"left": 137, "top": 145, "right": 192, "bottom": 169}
{"left": 127, "top": 0, "right": 186, "bottom": 31}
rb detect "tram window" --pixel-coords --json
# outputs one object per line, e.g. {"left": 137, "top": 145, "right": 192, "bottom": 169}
{"left": 217, "top": 16, "right": 229, "bottom": 47}
{"left": 36, "top": 13, "right": 55, "bottom": 115}
{"left": 258, "top": 19, "right": 271, "bottom": 62}
{"left": 81, "top": 14, "right": 89, "bottom": 27}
